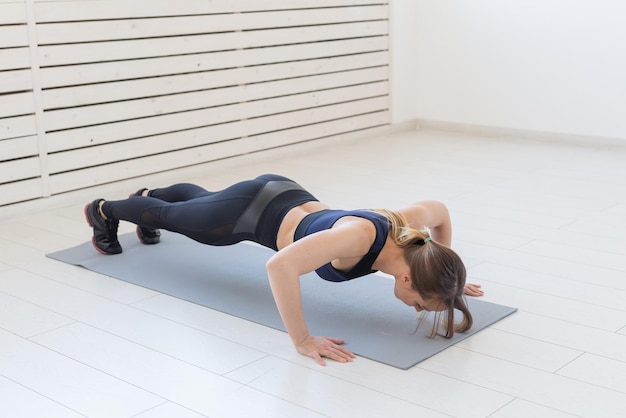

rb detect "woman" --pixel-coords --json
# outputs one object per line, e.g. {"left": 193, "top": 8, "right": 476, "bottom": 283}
{"left": 85, "top": 174, "right": 483, "bottom": 366}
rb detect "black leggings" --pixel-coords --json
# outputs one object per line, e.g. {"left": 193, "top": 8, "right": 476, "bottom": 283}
{"left": 101, "top": 174, "right": 317, "bottom": 250}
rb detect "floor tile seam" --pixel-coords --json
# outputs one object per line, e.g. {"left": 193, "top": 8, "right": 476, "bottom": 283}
{"left": 0, "top": 287, "right": 79, "bottom": 335}
{"left": 452, "top": 188, "right": 619, "bottom": 212}
{"left": 236, "top": 381, "right": 339, "bottom": 418}
{"left": 492, "top": 312, "right": 626, "bottom": 357}
{"left": 552, "top": 362, "right": 626, "bottom": 397}
{"left": 26, "top": 323, "right": 225, "bottom": 403}
{"left": 558, "top": 351, "right": 626, "bottom": 368}
{"left": 220, "top": 354, "right": 273, "bottom": 382}
{"left": 129, "top": 401, "right": 174, "bottom": 418}
{"left": 0, "top": 368, "right": 87, "bottom": 418}
{"left": 452, "top": 210, "right": 574, "bottom": 231}
{"left": 14, "top": 218, "right": 87, "bottom": 242}
{"left": 481, "top": 325, "right": 585, "bottom": 356}
{"left": 486, "top": 397, "right": 585, "bottom": 418}
{"left": 235, "top": 365, "right": 338, "bottom": 418}
{"left": 3, "top": 327, "right": 168, "bottom": 408}
{"left": 469, "top": 256, "right": 626, "bottom": 292}
{"left": 232, "top": 353, "right": 466, "bottom": 417}
{"left": 414, "top": 359, "right": 517, "bottom": 405}
{"left": 497, "top": 303, "right": 626, "bottom": 334}
{"left": 61, "top": 310, "right": 269, "bottom": 377}
{"left": 127, "top": 301, "right": 513, "bottom": 416}
{"left": 471, "top": 276, "right": 626, "bottom": 316}
{"left": 517, "top": 234, "right": 626, "bottom": 258}
{"left": 458, "top": 213, "right": 626, "bottom": 242}
{"left": 31, "top": 323, "right": 318, "bottom": 418}
{"left": 452, "top": 344, "right": 576, "bottom": 375}
{"left": 0, "top": 228, "right": 79, "bottom": 255}
{"left": 428, "top": 347, "right": 625, "bottom": 410}
{"left": 243, "top": 365, "right": 457, "bottom": 418}
{"left": 4, "top": 260, "right": 177, "bottom": 313}
{"left": 485, "top": 397, "right": 516, "bottom": 418}
{"left": 1, "top": 268, "right": 269, "bottom": 376}
{"left": 552, "top": 352, "right": 587, "bottom": 376}
{"left": 515, "top": 246, "right": 626, "bottom": 273}
{"left": 127, "top": 299, "right": 277, "bottom": 360}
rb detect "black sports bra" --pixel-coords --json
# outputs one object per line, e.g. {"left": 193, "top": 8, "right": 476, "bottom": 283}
{"left": 293, "top": 209, "right": 390, "bottom": 282}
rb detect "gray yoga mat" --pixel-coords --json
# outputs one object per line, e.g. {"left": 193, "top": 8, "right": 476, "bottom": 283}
{"left": 47, "top": 231, "right": 516, "bottom": 369}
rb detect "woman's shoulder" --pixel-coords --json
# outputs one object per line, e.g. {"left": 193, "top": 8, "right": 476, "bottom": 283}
{"left": 395, "top": 200, "right": 450, "bottom": 229}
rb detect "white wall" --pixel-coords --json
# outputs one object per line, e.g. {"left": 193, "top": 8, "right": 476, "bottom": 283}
{"left": 389, "top": 0, "right": 418, "bottom": 124}
{"left": 404, "top": 0, "right": 626, "bottom": 140}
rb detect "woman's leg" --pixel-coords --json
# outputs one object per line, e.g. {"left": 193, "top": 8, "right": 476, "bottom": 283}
{"left": 130, "top": 183, "right": 215, "bottom": 244}
{"left": 101, "top": 179, "right": 265, "bottom": 246}
{"left": 145, "top": 183, "right": 214, "bottom": 202}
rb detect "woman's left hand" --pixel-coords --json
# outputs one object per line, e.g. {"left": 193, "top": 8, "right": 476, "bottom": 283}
{"left": 464, "top": 283, "right": 484, "bottom": 296}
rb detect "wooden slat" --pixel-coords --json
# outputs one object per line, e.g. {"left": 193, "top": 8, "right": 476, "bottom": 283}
{"left": 48, "top": 97, "right": 387, "bottom": 173}
{"left": 0, "top": 92, "right": 34, "bottom": 118}
{"left": 38, "top": 21, "right": 388, "bottom": 66}
{"left": 44, "top": 69, "right": 388, "bottom": 131}
{"left": 0, "top": 47, "right": 31, "bottom": 71}
{"left": 0, "top": 156, "right": 40, "bottom": 183}
{"left": 48, "top": 111, "right": 389, "bottom": 194}
{"left": 35, "top": 0, "right": 386, "bottom": 22}
{"left": 39, "top": 37, "right": 388, "bottom": 88}
{"left": 42, "top": 52, "right": 389, "bottom": 109}
{"left": 0, "top": 136, "right": 38, "bottom": 160}
{"left": 0, "top": 178, "right": 42, "bottom": 206}
{"left": 243, "top": 110, "right": 389, "bottom": 151}
{"left": 36, "top": 6, "right": 388, "bottom": 44}
{"left": 0, "top": 69, "right": 33, "bottom": 93}
{"left": 0, "top": 3, "right": 26, "bottom": 25}
{"left": 0, "top": 25, "right": 29, "bottom": 48}
{"left": 46, "top": 85, "right": 388, "bottom": 153}
{"left": 0, "top": 115, "right": 37, "bottom": 140}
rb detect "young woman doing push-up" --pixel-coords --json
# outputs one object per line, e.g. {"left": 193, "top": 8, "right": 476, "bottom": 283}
{"left": 85, "top": 174, "right": 483, "bottom": 366}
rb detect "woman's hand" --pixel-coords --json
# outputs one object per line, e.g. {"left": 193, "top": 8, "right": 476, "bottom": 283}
{"left": 464, "top": 283, "right": 484, "bottom": 296}
{"left": 296, "top": 335, "right": 356, "bottom": 366}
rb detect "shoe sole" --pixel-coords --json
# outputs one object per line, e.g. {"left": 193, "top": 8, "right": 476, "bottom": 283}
{"left": 135, "top": 226, "right": 160, "bottom": 245}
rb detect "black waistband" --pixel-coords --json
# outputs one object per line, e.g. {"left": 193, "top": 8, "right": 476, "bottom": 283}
{"left": 232, "top": 180, "right": 307, "bottom": 235}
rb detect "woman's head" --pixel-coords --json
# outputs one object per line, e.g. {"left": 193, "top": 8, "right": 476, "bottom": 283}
{"left": 376, "top": 209, "right": 472, "bottom": 338}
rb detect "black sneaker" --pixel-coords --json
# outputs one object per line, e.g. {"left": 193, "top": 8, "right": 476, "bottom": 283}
{"left": 129, "top": 189, "right": 161, "bottom": 245}
{"left": 84, "top": 199, "right": 122, "bottom": 255}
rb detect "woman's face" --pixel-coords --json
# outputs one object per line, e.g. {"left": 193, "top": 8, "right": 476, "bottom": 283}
{"left": 394, "top": 276, "right": 446, "bottom": 313}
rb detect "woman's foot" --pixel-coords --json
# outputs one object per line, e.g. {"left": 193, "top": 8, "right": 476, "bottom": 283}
{"left": 135, "top": 225, "right": 161, "bottom": 245}
{"left": 84, "top": 199, "right": 122, "bottom": 255}
{"left": 129, "top": 189, "right": 161, "bottom": 245}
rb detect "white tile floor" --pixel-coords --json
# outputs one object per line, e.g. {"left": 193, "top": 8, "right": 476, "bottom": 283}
{"left": 1, "top": 127, "right": 626, "bottom": 417}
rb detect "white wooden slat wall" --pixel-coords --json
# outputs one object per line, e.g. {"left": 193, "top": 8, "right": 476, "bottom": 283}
{"left": 0, "top": 0, "right": 390, "bottom": 205}
{"left": 0, "top": 1, "right": 43, "bottom": 206}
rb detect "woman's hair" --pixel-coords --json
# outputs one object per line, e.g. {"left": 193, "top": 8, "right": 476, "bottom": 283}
{"left": 375, "top": 209, "right": 472, "bottom": 338}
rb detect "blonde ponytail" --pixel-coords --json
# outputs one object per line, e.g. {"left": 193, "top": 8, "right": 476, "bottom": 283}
{"left": 374, "top": 209, "right": 432, "bottom": 247}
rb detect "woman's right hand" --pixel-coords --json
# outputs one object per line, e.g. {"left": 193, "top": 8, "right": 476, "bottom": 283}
{"left": 464, "top": 283, "right": 484, "bottom": 296}
{"left": 296, "top": 335, "right": 355, "bottom": 366}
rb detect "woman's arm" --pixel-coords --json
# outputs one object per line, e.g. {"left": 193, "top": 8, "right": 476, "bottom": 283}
{"left": 265, "top": 220, "right": 373, "bottom": 365}
{"left": 397, "top": 200, "right": 452, "bottom": 245}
